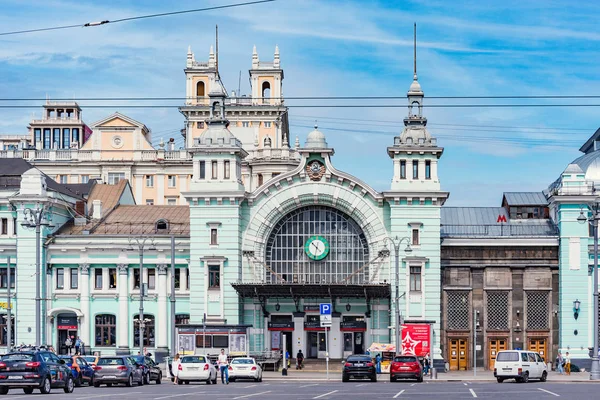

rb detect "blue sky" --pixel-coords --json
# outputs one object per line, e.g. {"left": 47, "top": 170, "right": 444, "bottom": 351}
{"left": 1, "top": 0, "right": 599, "bottom": 206}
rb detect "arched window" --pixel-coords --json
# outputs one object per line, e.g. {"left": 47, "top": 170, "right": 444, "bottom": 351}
{"left": 261, "top": 81, "right": 271, "bottom": 104}
{"left": 0, "top": 315, "right": 14, "bottom": 346}
{"left": 196, "top": 81, "right": 205, "bottom": 98}
{"left": 155, "top": 219, "right": 169, "bottom": 231}
{"left": 95, "top": 314, "right": 116, "bottom": 347}
{"left": 133, "top": 314, "right": 155, "bottom": 347}
{"left": 411, "top": 101, "right": 420, "bottom": 116}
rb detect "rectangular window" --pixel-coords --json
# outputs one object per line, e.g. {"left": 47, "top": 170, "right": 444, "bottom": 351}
{"left": 0, "top": 268, "right": 15, "bottom": 289}
{"left": 168, "top": 175, "right": 176, "bottom": 188}
{"left": 199, "top": 161, "right": 206, "bottom": 179}
{"left": 224, "top": 161, "right": 230, "bottom": 179}
{"left": 186, "top": 268, "right": 190, "bottom": 290}
{"left": 12, "top": 218, "right": 17, "bottom": 235}
{"left": 94, "top": 269, "right": 103, "bottom": 289}
{"left": 174, "top": 268, "right": 181, "bottom": 289}
{"left": 196, "top": 335, "right": 212, "bottom": 348}
{"left": 108, "top": 172, "right": 125, "bottom": 184}
{"left": 56, "top": 268, "right": 64, "bottom": 289}
{"left": 53, "top": 128, "right": 60, "bottom": 148}
{"left": 213, "top": 335, "right": 228, "bottom": 347}
{"left": 109, "top": 268, "right": 117, "bottom": 289}
{"left": 62, "top": 128, "right": 70, "bottom": 149}
{"left": 209, "top": 265, "right": 220, "bottom": 288}
{"left": 0, "top": 218, "right": 7, "bottom": 235}
{"left": 167, "top": 198, "right": 177, "bottom": 205}
{"left": 242, "top": 121, "right": 250, "bottom": 128}
{"left": 146, "top": 199, "right": 154, "bottom": 205}
{"left": 133, "top": 269, "right": 141, "bottom": 289}
{"left": 211, "top": 161, "right": 218, "bottom": 179}
{"left": 264, "top": 121, "right": 272, "bottom": 128}
{"left": 70, "top": 268, "right": 78, "bottom": 289}
{"left": 146, "top": 175, "right": 154, "bottom": 187}
{"left": 81, "top": 175, "right": 89, "bottom": 184}
{"left": 425, "top": 160, "right": 431, "bottom": 179}
{"left": 72, "top": 128, "right": 80, "bottom": 143}
{"left": 43, "top": 128, "right": 51, "bottom": 149}
{"left": 412, "top": 228, "right": 420, "bottom": 245}
{"left": 410, "top": 266, "right": 422, "bottom": 292}
{"left": 400, "top": 160, "right": 406, "bottom": 179}
{"left": 34, "top": 128, "right": 41, "bottom": 146}
{"left": 412, "top": 160, "right": 418, "bottom": 179}
{"left": 210, "top": 228, "right": 218, "bottom": 245}
{"left": 59, "top": 175, "right": 68, "bottom": 184}
{"left": 258, "top": 174, "right": 264, "bottom": 186}
{"left": 148, "top": 268, "right": 156, "bottom": 289}
{"left": 197, "top": 121, "right": 204, "bottom": 129}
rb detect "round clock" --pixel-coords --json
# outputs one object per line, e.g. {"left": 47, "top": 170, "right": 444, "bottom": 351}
{"left": 304, "top": 235, "right": 330, "bottom": 261}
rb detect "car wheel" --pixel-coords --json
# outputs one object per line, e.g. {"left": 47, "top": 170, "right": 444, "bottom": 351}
{"left": 156, "top": 372, "right": 162, "bottom": 385}
{"left": 0, "top": 387, "right": 7, "bottom": 395}
{"left": 137, "top": 375, "right": 144, "bottom": 386}
{"left": 230, "top": 378, "right": 235, "bottom": 383}
{"left": 64, "top": 376, "right": 75, "bottom": 393}
{"left": 258, "top": 375, "right": 263, "bottom": 383}
{"left": 126, "top": 374, "right": 133, "bottom": 387}
{"left": 93, "top": 381, "right": 101, "bottom": 388}
{"left": 390, "top": 375, "right": 396, "bottom": 382}
{"left": 342, "top": 374, "right": 349, "bottom": 382}
{"left": 417, "top": 376, "right": 423, "bottom": 383}
{"left": 522, "top": 372, "right": 529, "bottom": 383}
{"left": 40, "top": 376, "right": 52, "bottom": 394}
{"left": 206, "top": 376, "right": 212, "bottom": 385}
{"left": 89, "top": 376, "right": 95, "bottom": 387}
{"left": 212, "top": 375, "right": 217, "bottom": 385}
{"left": 144, "top": 373, "right": 150, "bottom": 385}
{"left": 371, "top": 374, "right": 377, "bottom": 383}
{"left": 540, "top": 371, "right": 547, "bottom": 382}
{"left": 107, "top": 383, "right": 112, "bottom": 387}
{"left": 497, "top": 377, "right": 504, "bottom": 383}
{"left": 23, "top": 388, "right": 34, "bottom": 394}
{"left": 185, "top": 381, "right": 190, "bottom": 385}
{"left": 177, "top": 380, "right": 183, "bottom": 385}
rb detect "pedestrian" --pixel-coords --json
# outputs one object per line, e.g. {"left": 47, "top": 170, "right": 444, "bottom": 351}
{"left": 424, "top": 353, "right": 431, "bottom": 376}
{"left": 285, "top": 350, "right": 291, "bottom": 369}
{"left": 218, "top": 348, "right": 229, "bottom": 384}
{"left": 296, "top": 349, "right": 304, "bottom": 370}
{"left": 565, "top": 352, "right": 571, "bottom": 375}
{"left": 172, "top": 353, "right": 180, "bottom": 385}
{"left": 375, "top": 353, "right": 382, "bottom": 374}
{"left": 65, "top": 337, "right": 72, "bottom": 355}
{"left": 75, "top": 337, "right": 81, "bottom": 355}
{"left": 556, "top": 351, "right": 564, "bottom": 375}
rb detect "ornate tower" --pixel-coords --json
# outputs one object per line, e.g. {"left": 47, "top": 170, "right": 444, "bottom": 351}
{"left": 249, "top": 45, "right": 283, "bottom": 105}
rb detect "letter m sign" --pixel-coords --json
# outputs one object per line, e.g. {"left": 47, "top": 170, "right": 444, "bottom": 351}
{"left": 497, "top": 214, "right": 507, "bottom": 223}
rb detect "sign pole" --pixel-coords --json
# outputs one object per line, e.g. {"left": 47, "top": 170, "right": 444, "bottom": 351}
{"left": 325, "top": 326, "right": 329, "bottom": 381}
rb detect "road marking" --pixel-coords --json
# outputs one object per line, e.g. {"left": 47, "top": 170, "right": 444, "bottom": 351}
{"left": 313, "top": 390, "right": 339, "bottom": 399}
{"left": 77, "top": 393, "right": 142, "bottom": 400}
{"left": 411, "top": 383, "right": 416, "bottom": 387}
{"left": 356, "top": 383, "right": 368, "bottom": 387}
{"left": 154, "top": 393, "right": 205, "bottom": 400}
{"left": 469, "top": 389, "right": 477, "bottom": 398}
{"left": 393, "top": 390, "right": 405, "bottom": 399}
{"left": 538, "top": 388, "right": 560, "bottom": 397}
{"left": 244, "top": 384, "right": 257, "bottom": 388}
{"left": 463, "top": 383, "right": 468, "bottom": 386}
{"left": 300, "top": 383, "right": 319, "bottom": 388}
{"left": 233, "top": 391, "right": 272, "bottom": 400}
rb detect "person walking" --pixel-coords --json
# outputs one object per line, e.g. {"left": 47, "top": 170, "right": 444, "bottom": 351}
{"left": 218, "top": 349, "right": 229, "bottom": 384}
{"left": 423, "top": 353, "right": 431, "bottom": 376}
{"left": 74, "top": 337, "right": 82, "bottom": 355}
{"left": 296, "top": 349, "right": 304, "bottom": 370}
{"left": 556, "top": 351, "right": 564, "bottom": 375}
{"left": 171, "top": 353, "right": 180, "bottom": 385}
{"left": 565, "top": 352, "right": 571, "bottom": 375}
{"left": 64, "top": 337, "right": 72, "bottom": 355}
{"left": 375, "top": 353, "right": 382, "bottom": 374}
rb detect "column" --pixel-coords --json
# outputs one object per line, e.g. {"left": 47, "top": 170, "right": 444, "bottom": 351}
{"left": 418, "top": 160, "right": 425, "bottom": 181}
{"left": 432, "top": 160, "right": 439, "bottom": 181}
{"left": 117, "top": 264, "right": 129, "bottom": 350}
{"left": 157, "top": 264, "right": 168, "bottom": 350}
{"left": 79, "top": 264, "right": 91, "bottom": 348}
{"left": 134, "top": 175, "right": 143, "bottom": 204}
{"left": 364, "top": 313, "right": 372, "bottom": 354}
{"left": 263, "top": 315, "right": 270, "bottom": 350}
{"left": 292, "top": 312, "right": 305, "bottom": 358}
{"left": 393, "top": 159, "right": 400, "bottom": 181}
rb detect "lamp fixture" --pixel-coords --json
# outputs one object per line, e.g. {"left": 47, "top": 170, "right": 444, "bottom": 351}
{"left": 577, "top": 209, "right": 589, "bottom": 224}
{"left": 346, "top": 303, "right": 351, "bottom": 312}
{"left": 573, "top": 299, "right": 581, "bottom": 320}
{"left": 275, "top": 300, "right": 280, "bottom": 311}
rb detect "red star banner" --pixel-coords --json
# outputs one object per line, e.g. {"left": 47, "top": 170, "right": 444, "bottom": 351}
{"left": 401, "top": 324, "right": 431, "bottom": 357}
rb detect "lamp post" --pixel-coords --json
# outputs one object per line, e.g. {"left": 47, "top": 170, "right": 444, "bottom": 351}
{"left": 21, "top": 204, "right": 52, "bottom": 347}
{"left": 577, "top": 207, "right": 600, "bottom": 380}
{"left": 383, "top": 236, "right": 413, "bottom": 356}
{"left": 128, "top": 236, "right": 156, "bottom": 355}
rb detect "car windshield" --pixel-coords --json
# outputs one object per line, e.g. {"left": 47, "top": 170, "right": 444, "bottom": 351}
{"left": 83, "top": 357, "right": 96, "bottom": 363}
{"left": 1, "top": 354, "right": 34, "bottom": 361}
{"left": 98, "top": 358, "right": 125, "bottom": 366}
{"left": 496, "top": 352, "right": 519, "bottom": 362}
{"left": 347, "top": 356, "right": 371, "bottom": 362}
{"left": 394, "top": 356, "right": 417, "bottom": 363}
{"left": 181, "top": 356, "right": 206, "bottom": 364}
{"left": 231, "top": 359, "right": 254, "bottom": 364}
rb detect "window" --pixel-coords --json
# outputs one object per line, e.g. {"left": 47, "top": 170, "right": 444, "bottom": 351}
{"left": 168, "top": 175, "right": 176, "bottom": 188}
{"left": 425, "top": 160, "right": 431, "bottom": 179}
{"left": 0, "top": 218, "right": 7, "bottom": 235}
{"left": 34, "top": 128, "right": 41, "bottom": 146}
{"left": 196, "top": 81, "right": 205, "bottom": 97}
{"left": 81, "top": 175, "right": 89, "bottom": 184}
{"left": 148, "top": 268, "right": 156, "bottom": 290}
{"left": 53, "top": 128, "right": 60, "bottom": 148}
{"left": 224, "top": 161, "right": 230, "bottom": 179}
{"left": 412, "top": 160, "right": 418, "bottom": 179}
{"left": 196, "top": 335, "right": 212, "bottom": 348}
{"left": 211, "top": 161, "right": 218, "bottom": 179}
{"left": 146, "top": 199, "right": 154, "bottom": 205}
{"left": 213, "top": 335, "right": 228, "bottom": 347}
{"left": 210, "top": 228, "right": 218, "bottom": 245}
{"left": 108, "top": 173, "right": 125, "bottom": 184}
{"left": 109, "top": 268, "right": 117, "bottom": 289}
{"left": 0, "top": 315, "right": 14, "bottom": 346}
{"left": 176, "top": 314, "right": 190, "bottom": 325}
{"left": 133, "top": 314, "right": 155, "bottom": 347}
{"left": 133, "top": 269, "right": 141, "bottom": 289}
{"left": 59, "top": 175, "right": 68, "bottom": 184}
{"left": 12, "top": 218, "right": 16, "bottom": 235}
{"left": 167, "top": 198, "right": 177, "bottom": 206}
{"left": 199, "top": 161, "right": 206, "bottom": 179}
{"left": 258, "top": 174, "right": 264, "bottom": 186}
{"left": 264, "top": 121, "right": 272, "bottom": 128}
{"left": 412, "top": 228, "right": 420, "bottom": 245}
{"left": 400, "top": 160, "right": 406, "bottom": 179}
{"left": 56, "top": 268, "right": 64, "bottom": 289}
{"left": 496, "top": 352, "right": 519, "bottom": 362}
{"left": 261, "top": 81, "right": 271, "bottom": 103}
{"left": 62, "top": 128, "right": 70, "bottom": 149}
{"left": 146, "top": 175, "right": 154, "bottom": 187}
{"left": 208, "top": 265, "right": 220, "bottom": 288}
{"left": 174, "top": 269, "right": 181, "bottom": 289}
{"left": 242, "top": 121, "right": 250, "bottom": 128}
{"left": 94, "top": 268, "right": 103, "bottom": 289}
{"left": 409, "top": 266, "right": 421, "bottom": 292}
{"left": 72, "top": 128, "right": 80, "bottom": 143}
{"left": 0, "top": 268, "right": 15, "bottom": 288}
{"left": 95, "top": 314, "right": 116, "bottom": 346}
{"left": 70, "top": 268, "right": 78, "bottom": 289}
{"left": 156, "top": 219, "right": 168, "bottom": 230}
{"left": 197, "top": 121, "right": 205, "bottom": 129}
{"left": 186, "top": 268, "right": 190, "bottom": 290}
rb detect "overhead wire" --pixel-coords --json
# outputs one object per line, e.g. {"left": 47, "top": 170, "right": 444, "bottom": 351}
{"left": 3, "top": 104, "right": 600, "bottom": 109}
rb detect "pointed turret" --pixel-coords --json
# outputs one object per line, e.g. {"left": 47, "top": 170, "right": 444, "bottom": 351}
{"left": 274, "top": 45, "right": 280, "bottom": 68}
{"left": 208, "top": 45, "right": 216, "bottom": 68}
{"left": 252, "top": 45, "right": 259, "bottom": 68}
{"left": 187, "top": 46, "right": 193, "bottom": 67}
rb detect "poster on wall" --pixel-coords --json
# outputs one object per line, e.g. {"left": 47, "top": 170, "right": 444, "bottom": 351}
{"left": 229, "top": 334, "right": 247, "bottom": 355}
{"left": 401, "top": 324, "right": 431, "bottom": 357}
{"left": 271, "top": 331, "right": 281, "bottom": 350}
{"left": 178, "top": 334, "right": 195, "bottom": 355}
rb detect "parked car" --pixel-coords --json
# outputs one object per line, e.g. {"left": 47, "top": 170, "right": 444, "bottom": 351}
{"left": 93, "top": 356, "right": 144, "bottom": 387}
{"left": 342, "top": 354, "right": 377, "bottom": 382}
{"left": 176, "top": 355, "right": 218, "bottom": 385}
{"left": 58, "top": 355, "right": 95, "bottom": 387}
{"left": 82, "top": 355, "right": 100, "bottom": 367}
{"left": 228, "top": 357, "right": 263, "bottom": 382}
{"left": 389, "top": 355, "right": 423, "bottom": 382}
{"left": 131, "top": 355, "right": 162, "bottom": 384}
{"left": 494, "top": 350, "right": 548, "bottom": 383}
{"left": 0, "top": 350, "right": 75, "bottom": 394}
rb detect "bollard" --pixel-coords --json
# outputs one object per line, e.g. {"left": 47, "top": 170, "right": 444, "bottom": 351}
{"left": 431, "top": 368, "right": 437, "bottom": 380}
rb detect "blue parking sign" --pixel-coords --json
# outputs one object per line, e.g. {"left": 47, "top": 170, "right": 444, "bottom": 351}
{"left": 320, "top": 303, "right": 331, "bottom": 315}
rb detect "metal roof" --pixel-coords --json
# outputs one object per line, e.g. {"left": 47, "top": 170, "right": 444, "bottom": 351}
{"left": 502, "top": 192, "right": 548, "bottom": 206}
{"left": 442, "top": 207, "right": 507, "bottom": 225}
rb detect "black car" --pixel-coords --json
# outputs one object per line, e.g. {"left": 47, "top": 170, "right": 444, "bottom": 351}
{"left": 0, "top": 350, "right": 75, "bottom": 395}
{"left": 342, "top": 354, "right": 377, "bottom": 382}
{"left": 131, "top": 356, "right": 162, "bottom": 384}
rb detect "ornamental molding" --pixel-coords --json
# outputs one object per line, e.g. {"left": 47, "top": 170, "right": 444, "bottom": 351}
{"left": 306, "top": 160, "right": 326, "bottom": 181}
{"left": 117, "top": 263, "right": 128, "bottom": 274}
{"left": 79, "top": 263, "right": 90, "bottom": 274}
{"left": 157, "top": 264, "right": 168, "bottom": 275}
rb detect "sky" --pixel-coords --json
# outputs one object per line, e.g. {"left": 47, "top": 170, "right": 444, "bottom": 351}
{"left": 1, "top": 0, "right": 599, "bottom": 206}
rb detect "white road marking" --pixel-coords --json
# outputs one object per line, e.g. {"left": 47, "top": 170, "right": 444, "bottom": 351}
{"left": 538, "top": 388, "right": 560, "bottom": 397}
{"left": 244, "top": 384, "right": 257, "bottom": 388}
{"left": 313, "top": 390, "right": 339, "bottom": 399}
{"left": 233, "top": 391, "right": 272, "bottom": 400}
{"left": 300, "top": 383, "right": 319, "bottom": 388}
{"left": 393, "top": 390, "right": 405, "bottom": 398}
{"left": 411, "top": 383, "right": 416, "bottom": 387}
{"left": 77, "top": 393, "right": 142, "bottom": 400}
{"left": 356, "top": 383, "right": 368, "bottom": 387}
{"left": 153, "top": 393, "right": 205, "bottom": 400}
{"left": 463, "top": 383, "right": 468, "bottom": 386}
{"left": 469, "top": 388, "right": 477, "bottom": 398}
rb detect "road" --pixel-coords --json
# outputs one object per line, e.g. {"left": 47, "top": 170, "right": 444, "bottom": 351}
{"left": 0, "top": 379, "right": 595, "bottom": 399}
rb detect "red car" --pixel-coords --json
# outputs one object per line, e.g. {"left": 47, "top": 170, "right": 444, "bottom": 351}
{"left": 390, "top": 355, "right": 423, "bottom": 382}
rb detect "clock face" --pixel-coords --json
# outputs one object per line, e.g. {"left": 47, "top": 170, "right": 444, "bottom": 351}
{"left": 304, "top": 235, "right": 330, "bottom": 261}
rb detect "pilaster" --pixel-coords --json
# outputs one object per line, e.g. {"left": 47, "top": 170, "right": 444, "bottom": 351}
{"left": 157, "top": 264, "right": 168, "bottom": 350}
{"left": 117, "top": 264, "right": 129, "bottom": 349}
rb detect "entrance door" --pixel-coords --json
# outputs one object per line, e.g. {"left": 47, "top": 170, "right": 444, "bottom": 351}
{"left": 353, "top": 332, "right": 364, "bottom": 354}
{"left": 528, "top": 338, "right": 547, "bottom": 361}
{"left": 58, "top": 329, "right": 77, "bottom": 355}
{"left": 448, "top": 338, "right": 468, "bottom": 371}
{"left": 488, "top": 338, "right": 508, "bottom": 370}
{"left": 307, "top": 332, "right": 318, "bottom": 358}
{"left": 317, "top": 332, "right": 327, "bottom": 358}
{"left": 281, "top": 332, "right": 293, "bottom": 357}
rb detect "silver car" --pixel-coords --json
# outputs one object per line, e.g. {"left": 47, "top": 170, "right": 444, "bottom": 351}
{"left": 93, "top": 356, "right": 144, "bottom": 387}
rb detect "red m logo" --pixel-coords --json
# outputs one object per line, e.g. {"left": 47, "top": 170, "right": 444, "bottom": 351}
{"left": 497, "top": 215, "right": 507, "bottom": 223}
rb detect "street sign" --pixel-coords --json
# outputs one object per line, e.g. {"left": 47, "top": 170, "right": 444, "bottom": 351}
{"left": 320, "top": 303, "right": 331, "bottom": 315}
{"left": 320, "top": 314, "right": 332, "bottom": 327}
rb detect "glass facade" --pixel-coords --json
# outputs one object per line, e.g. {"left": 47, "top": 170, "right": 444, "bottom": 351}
{"left": 265, "top": 206, "right": 369, "bottom": 284}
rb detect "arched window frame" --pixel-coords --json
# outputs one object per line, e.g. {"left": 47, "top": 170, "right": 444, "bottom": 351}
{"left": 261, "top": 81, "right": 271, "bottom": 104}
{"left": 155, "top": 219, "right": 169, "bottom": 231}
{"left": 196, "top": 81, "right": 206, "bottom": 98}
{"left": 133, "top": 314, "right": 155, "bottom": 347}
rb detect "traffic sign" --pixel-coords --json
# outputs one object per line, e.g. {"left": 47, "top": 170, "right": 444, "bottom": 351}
{"left": 320, "top": 303, "right": 331, "bottom": 315}
{"left": 320, "top": 314, "right": 332, "bottom": 327}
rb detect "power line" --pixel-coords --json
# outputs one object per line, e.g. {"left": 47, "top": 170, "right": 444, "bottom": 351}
{"left": 0, "top": 0, "right": 276, "bottom": 36}
{"left": 3, "top": 104, "right": 600, "bottom": 109}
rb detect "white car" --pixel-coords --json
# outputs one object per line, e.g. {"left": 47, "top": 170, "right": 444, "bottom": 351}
{"left": 228, "top": 357, "right": 263, "bottom": 382}
{"left": 177, "top": 355, "right": 218, "bottom": 385}
{"left": 494, "top": 350, "right": 548, "bottom": 383}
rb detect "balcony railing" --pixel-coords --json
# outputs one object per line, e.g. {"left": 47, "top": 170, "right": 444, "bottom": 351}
{"left": 441, "top": 223, "right": 559, "bottom": 238}
{"left": 0, "top": 148, "right": 192, "bottom": 162}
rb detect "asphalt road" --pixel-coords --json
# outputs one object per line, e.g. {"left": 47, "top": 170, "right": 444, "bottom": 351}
{"left": 0, "top": 379, "right": 595, "bottom": 399}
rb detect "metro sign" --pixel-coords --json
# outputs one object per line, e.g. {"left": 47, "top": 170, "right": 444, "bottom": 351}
{"left": 497, "top": 215, "right": 507, "bottom": 223}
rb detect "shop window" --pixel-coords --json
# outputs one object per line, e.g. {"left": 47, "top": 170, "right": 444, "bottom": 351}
{"left": 56, "top": 268, "right": 64, "bottom": 289}
{"left": 213, "top": 335, "right": 228, "bottom": 348}
{"left": 409, "top": 266, "right": 421, "bottom": 292}
{"left": 95, "top": 314, "right": 116, "bottom": 346}
{"left": 196, "top": 335, "right": 212, "bottom": 348}
{"left": 208, "top": 265, "right": 220, "bottom": 288}
{"left": 133, "top": 314, "right": 155, "bottom": 347}
{"left": 0, "top": 315, "right": 15, "bottom": 346}
{"left": 0, "top": 268, "right": 15, "bottom": 289}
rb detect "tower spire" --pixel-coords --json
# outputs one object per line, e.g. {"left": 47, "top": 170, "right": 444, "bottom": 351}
{"left": 413, "top": 22, "right": 417, "bottom": 81}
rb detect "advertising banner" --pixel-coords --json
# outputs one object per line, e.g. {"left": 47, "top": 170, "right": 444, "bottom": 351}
{"left": 401, "top": 324, "right": 431, "bottom": 357}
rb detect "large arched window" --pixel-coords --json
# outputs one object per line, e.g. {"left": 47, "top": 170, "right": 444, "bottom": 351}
{"left": 196, "top": 81, "right": 205, "bottom": 98}
{"left": 133, "top": 314, "right": 155, "bottom": 347}
{"left": 265, "top": 206, "right": 369, "bottom": 284}
{"left": 95, "top": 314, "right": 116, "bottom": 347}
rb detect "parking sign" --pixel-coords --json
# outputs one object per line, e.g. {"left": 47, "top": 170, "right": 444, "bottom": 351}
{"left": 320, "top": 303, "right": 331, "bottom": 315}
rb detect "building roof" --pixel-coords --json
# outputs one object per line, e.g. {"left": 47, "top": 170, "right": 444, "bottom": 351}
{"left": 578, "top": 127, "right": 600, "bottom": 154}
{"left": 502, "top": 192, "right": 548, "bottom": 206}
{"left": 88, "top": 180, "right": 129, "bottom": 212}
{"left": 62, "top": 180, "right": 97, "bottom": 198}
{"left": 569, "top": 150, "right": 600, "bottom": 182}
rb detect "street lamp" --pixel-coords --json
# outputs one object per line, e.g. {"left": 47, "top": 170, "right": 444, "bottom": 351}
{"left": 383, "top": 236, "right": 413, "bottom": 356}
{"left": 577, "top": 206, "right": 600, "bottom": 380}
{"left": 128, "top": 236, "right": 156, "bottom": 355}
{"left": 21, "top": 204, "right": 53, "bottom": 347}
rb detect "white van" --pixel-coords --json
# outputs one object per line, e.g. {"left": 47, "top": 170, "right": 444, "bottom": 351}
{"left": 493, "top": 350, "right": 548, "bottom": 383}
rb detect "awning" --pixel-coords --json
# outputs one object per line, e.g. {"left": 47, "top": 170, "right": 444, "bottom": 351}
{"left": 231, "top": 283, "right": 391, "bottom": 299}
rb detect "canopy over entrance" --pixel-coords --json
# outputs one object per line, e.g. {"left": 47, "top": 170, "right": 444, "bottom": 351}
{"left": 231, "top": 283, "right": 391, "bottom": 299}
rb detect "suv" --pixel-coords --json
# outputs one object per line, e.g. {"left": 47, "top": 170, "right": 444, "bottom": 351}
{"left": 390, "top": 355, "right": 423, "bottom": 382}
{"left": 0, "top": 350, "right": 75, "bottom": 394}
{"left": 342, "top": 354, "right": 377, "bottom": 382}
{"left": 131, "top": 355, "right": 162, "bottom": 384}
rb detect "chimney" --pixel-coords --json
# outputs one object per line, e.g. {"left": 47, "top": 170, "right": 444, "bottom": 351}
{"left": 92, "top": 199, "right": 102, "bottom": 220}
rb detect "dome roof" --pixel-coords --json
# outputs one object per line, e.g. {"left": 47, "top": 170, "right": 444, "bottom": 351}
{"left": 197, "top": 124, "right": 239, "bottom": 147}
{"left": 399, "top": 126, "right": 432, "bottom": 145}
{"left": 304, "top": 125, "right": 328, "bottom": 149}
{"left": 408, "top": 78, "right": 423, "bottom": 94}
{"left": 571, "top": 151, "right": 600, "bottom": 181}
